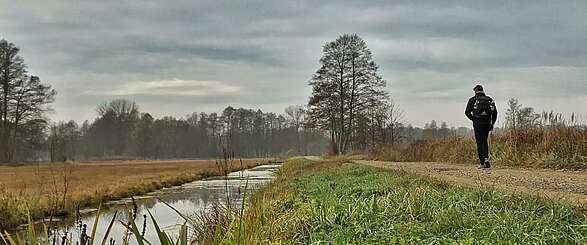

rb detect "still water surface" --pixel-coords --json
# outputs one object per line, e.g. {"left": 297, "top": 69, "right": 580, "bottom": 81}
{"left": 47, "top": 164, "right": 281, "bottom": 244}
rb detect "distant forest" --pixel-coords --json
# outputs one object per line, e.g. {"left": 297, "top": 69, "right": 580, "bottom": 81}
{"left": 23, "top": 98, "right": 470, "bottom": 162}
{"left": 44, "top": 99, "right": 470, "bottom": 162}
{"left": 45, "top": 101, "right": 329, "bottom": 161}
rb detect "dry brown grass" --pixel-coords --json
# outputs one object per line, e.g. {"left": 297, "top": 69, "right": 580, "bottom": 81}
{"left": 372, "top": 126, "right": 587, "bottom": 170}
{"left": 0, "top": 158, "right": 271, "bottom": 229}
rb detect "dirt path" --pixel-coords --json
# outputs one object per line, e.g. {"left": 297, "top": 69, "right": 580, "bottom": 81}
{"left": 353, "top": 160, "right": 587, "bottom": 208}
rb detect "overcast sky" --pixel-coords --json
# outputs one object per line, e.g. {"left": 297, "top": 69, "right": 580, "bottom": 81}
{"left": 1, "top": 0, "right": 586, "bottom": 127}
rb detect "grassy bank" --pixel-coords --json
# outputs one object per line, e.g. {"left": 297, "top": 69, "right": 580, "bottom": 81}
{"left": 209, "top": 158, "right": 586, "bottom": 244}
{"left": 0, "top": 158, "right": 270, "bottom": 230}
{"left": 373, "top": 126, "right": 587, "bottom": 169}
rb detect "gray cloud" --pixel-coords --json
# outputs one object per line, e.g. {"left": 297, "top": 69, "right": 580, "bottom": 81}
{"left": 1, "top": 0, "right": 586, "bottom": 127}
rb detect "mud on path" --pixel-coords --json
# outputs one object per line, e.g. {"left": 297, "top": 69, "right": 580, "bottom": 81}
{"left": 354, "top": 160, "right": 587, "bottom": 209}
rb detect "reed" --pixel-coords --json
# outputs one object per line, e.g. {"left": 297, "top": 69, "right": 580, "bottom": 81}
{"left": 0, "top": 200, "right": 192, "bottom": 245}
{"left": 372, "top": 124, "right": 587, "bottom": 169}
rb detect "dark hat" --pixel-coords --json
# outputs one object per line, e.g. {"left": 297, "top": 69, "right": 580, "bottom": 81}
{"left": 473, "top": 84, "right": 484, "bottom": 92}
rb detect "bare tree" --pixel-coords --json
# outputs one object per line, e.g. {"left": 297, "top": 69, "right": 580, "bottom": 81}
{"left": 505, "top": 98, "right": 539, "bottom": 131}
{"left": 0, "top": 39, "right": 56, "bottom": 162}
{"left": 439, "top": 122, "right": 450, "bottom": 138}
{"left": 285, "top": 105, "right": 306, "bottom": 155}
{"left": 134, "top": 113, "right": 154, "bottom": 158}
{"left": 308, "top": 34, "right": 388, "bottom": 154}
{"left": 382, "top": 99, "right": 405, "bottom": 146}
{"left": 517, "top": 107, "right": 540, "bottom": 130}
{"left": 90, "top": 99, "right": 140, "bottom": 156}
{"left": 505, "top": 98, "right": 521, "bottom": 130}
{"left": 97, "top": 99, "right": 139, "bottom": 120}
{"left": 49, "top": 120, "right": 80, "bottom": 162}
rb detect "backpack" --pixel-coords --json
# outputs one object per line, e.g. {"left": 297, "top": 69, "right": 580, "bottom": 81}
{"left": 473, "top": 96, "right": 494, "bottom": 119}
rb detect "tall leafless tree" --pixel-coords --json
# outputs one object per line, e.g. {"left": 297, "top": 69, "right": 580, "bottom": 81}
{"left": 381, "top": 99, "right": 405, "bottom": 146}
{"left": 285, "top": 105, "right": 306, "bottom": 155}
{"left": 505, "top": 98, "right": 540, "bottom": 131}
{"left": 0, "top": 39, "right": 56, "bottom": 162}
{"left": 308, "top": 34, "right": 388, "bottom": 154}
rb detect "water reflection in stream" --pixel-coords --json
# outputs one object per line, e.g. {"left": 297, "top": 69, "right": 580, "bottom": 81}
{"left": 50, "top": 164, "right": 281, "bottom": 244}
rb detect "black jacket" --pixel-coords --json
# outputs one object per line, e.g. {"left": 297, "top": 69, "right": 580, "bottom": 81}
{"left": 465, "top": 92, "right": 497, "bottom": 125}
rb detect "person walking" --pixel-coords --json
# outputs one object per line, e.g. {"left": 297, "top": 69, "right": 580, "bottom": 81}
{"left": 465, "top": 84, "right": 497, "bottom": 168}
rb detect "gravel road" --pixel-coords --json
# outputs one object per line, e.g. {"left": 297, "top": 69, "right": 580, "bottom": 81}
{"left": 353, "top": 160, "right": 587, "bottom": 208}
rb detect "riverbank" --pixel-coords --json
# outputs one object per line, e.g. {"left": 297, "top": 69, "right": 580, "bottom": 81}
{"left": 0, "top": 158, "right": 272, "bottom": 230}
{"left": 212, "top": 158, "right": 586, "bottom": 244}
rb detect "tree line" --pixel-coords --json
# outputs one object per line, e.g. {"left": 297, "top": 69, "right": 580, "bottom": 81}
{"left": 47, "top": 101, "right": 328, "bottom": 161}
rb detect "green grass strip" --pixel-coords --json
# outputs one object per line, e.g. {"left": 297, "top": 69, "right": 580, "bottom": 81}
{"left": 224, "top": 158, "right": 587, "bottom": 244}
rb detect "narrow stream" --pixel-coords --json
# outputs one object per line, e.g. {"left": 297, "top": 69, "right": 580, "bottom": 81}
{"left": 45, "top": 163, "right": 281, "bottom": 244}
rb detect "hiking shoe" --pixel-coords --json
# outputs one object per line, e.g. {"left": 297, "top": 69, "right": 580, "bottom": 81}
{"left": 478, "top": 164, "right": 486, "bottom": 169}
{"left": 484, "top": 159, "right": 491, "bottom": 168}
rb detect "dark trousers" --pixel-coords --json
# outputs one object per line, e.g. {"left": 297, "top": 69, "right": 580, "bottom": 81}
{"left": 473, "top": 124, "right": 491, "bottom": 165}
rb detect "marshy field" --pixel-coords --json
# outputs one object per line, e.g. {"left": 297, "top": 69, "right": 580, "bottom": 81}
{"left": 0, "top": 158, "right": 271, "bottom": 230}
